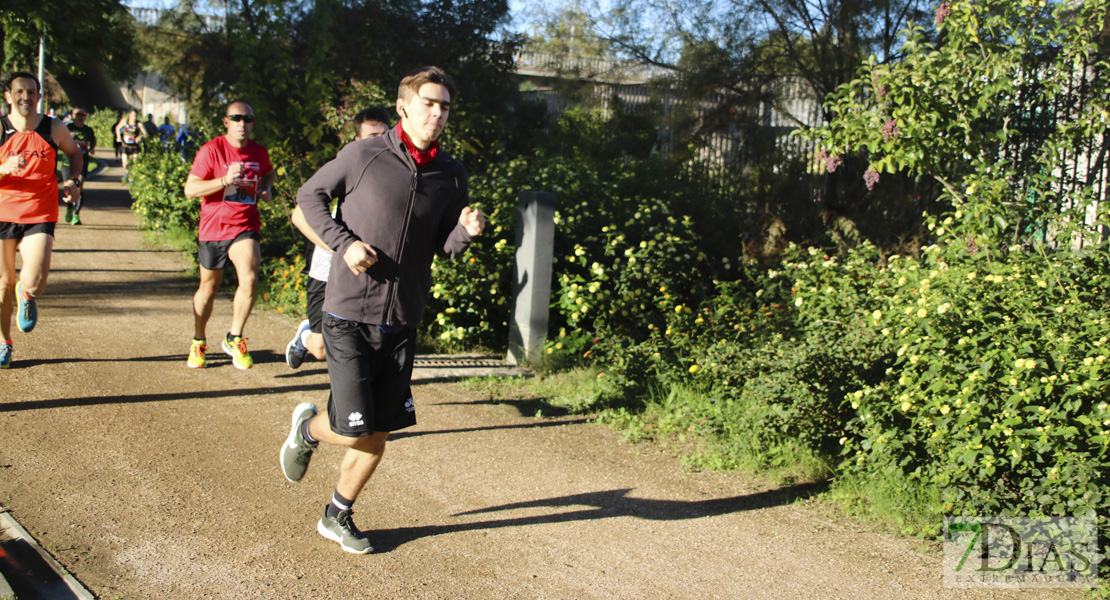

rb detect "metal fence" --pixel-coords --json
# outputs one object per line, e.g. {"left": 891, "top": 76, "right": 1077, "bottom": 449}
{"left": 521, "top": 51, "right": 1108, "bottom": 246}
{"left": 521, "top": 70, "right": 826, "bottom": 186}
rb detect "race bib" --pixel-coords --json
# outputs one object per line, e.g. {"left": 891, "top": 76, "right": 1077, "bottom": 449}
{"left": 223, "top": 162, "right": 262, "bottom": 204}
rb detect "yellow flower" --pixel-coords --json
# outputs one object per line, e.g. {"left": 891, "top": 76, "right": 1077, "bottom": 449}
{"left": 794, "top": 297, "right": 803, "bottom": 307}
{"left": 688, "top": 365, "right": 700, "bottom": 374}
{"left": 916, "top": 308, "right": 928, "bottom": 318}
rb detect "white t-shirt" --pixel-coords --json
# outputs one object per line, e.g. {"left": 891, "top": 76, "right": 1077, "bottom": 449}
{"left": 308, "top": 245, "right": 332, "bottom": 281}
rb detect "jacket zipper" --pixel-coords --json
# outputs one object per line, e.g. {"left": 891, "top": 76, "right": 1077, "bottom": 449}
{"left": 382, "top": 168, "right": 420, "bottom": 326}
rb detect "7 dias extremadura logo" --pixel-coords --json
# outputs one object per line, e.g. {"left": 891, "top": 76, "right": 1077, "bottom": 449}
{"left": 944, "top": 517, "right": 1099, "bottom": 588}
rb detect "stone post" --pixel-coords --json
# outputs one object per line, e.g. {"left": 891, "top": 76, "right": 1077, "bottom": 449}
{"left": 507, "top": 191, "right": 557, "bottom": 365}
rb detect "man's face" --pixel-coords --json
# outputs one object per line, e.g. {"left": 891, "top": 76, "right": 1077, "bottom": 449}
{"left": 397, "top": 82, "right": 451, "bottom": 146}
{"left": 73, "top": 110, "right": 87, "bottom": 126}
{"left": 223, "top": 102, "right": 255, "bottom": 144}
{"left": 4, "top": 78, "right": 41, "bottom": 117}
{"left": 356, "top": 119, "right": 388, "bottom": 140}
{"left": 128, "top": 110, "right": 137, "bottom": 124}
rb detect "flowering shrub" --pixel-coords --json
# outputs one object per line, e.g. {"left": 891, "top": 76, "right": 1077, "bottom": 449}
{"left": 829, "top": 240, "right": 1110, "bottom": 523}
{"left": 424, "top": 146, "right": 721, "bottom": 354}
{"left": 264, "top": 254, "right": 307, "bottom": 315}
{"left": 808, "top": 0, "right": 1109, "bottom": 246}
{"left": 127, "top": 139, "right": 200, "bottom": 238}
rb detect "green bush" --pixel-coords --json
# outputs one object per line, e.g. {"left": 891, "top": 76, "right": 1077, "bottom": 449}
{"left": 128, "top": 139, "right": 198, "bottom": 236}
{"left": 826, "top": 241, "right": 1110, "bottom": 522}
{"left": 86, "top": 109, "right": 119, "bottom": 154}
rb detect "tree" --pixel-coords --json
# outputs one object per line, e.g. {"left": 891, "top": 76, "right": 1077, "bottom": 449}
{"left": 1, "top": 0, "right": 139, "bottom": 82}
{"left": 540, "top": 0, "right": 936, "bottom": 256}
{"left": 808, "top": 0, "right": 1110, "bottom": 248}
{"left": 136, "top": 0, "right": 527, "bottom": 165}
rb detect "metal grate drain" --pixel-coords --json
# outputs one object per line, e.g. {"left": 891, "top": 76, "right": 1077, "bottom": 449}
{"left": 414, "top": 355, "right": 508, "bottom": 369}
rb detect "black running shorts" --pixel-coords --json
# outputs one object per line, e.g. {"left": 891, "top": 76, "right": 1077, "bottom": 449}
{"left": 306, "top": 277, "right": 327, "bottom": 334}
{"left": 197, "top": 230, "right": 260, "bottom": 270}
{"left": 322, "top": 314, "right": 417, "bottom": 436}
{"left": 0, "top": 221, "right": 55, "bottom": 241}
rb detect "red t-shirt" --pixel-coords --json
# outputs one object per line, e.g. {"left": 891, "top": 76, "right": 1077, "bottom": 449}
{"left": 190, "top": 136, "right": 273, "bottom": 241}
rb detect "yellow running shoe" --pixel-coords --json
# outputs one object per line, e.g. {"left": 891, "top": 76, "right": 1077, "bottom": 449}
{"left": 187, "top": 339, "right": 207, "bottom": 369}
{"left": 222, "top": 335, "right": 253, "bottom": 370}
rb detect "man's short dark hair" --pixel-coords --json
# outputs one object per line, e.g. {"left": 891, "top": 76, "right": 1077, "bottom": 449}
{"left": 397, "top": 66, "right": 456, "bottom": 102}
{"left": 353, "top": 107, "right": 391, "bottom": 128}
{"left": 3, "top": 71, "right": 40, "bottom": 93}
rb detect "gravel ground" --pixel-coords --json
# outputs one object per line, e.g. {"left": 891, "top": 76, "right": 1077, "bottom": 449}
{"left": 0, "top": 152, "right": 1084, "bottom": 599}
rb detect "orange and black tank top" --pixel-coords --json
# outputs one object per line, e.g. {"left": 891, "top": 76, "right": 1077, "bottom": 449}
{"left": 0, "top": 115, "right": 59, "bottom": 223}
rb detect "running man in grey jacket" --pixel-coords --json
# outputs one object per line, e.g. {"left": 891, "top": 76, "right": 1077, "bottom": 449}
{"left": 280, "top": 66, "right": 486, "bottom": 554}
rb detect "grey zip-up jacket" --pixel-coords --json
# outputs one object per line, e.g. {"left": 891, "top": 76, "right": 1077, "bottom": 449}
{"left": 296, "top": 127, "right": 473, "bottom": 327}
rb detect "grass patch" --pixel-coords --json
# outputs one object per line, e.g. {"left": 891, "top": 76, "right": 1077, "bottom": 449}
{"left": 458, "top": 366, "right": 615, "bottom": 418}
{"left": 825, "top": 470, "right": 944, "bottom": 539}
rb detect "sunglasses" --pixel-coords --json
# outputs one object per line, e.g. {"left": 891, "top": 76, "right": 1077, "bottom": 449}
{"left": 226, "top": 114, "right": 255, "bottom": 123}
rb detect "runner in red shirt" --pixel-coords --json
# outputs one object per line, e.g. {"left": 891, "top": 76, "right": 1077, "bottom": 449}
{"left": 0, "top": 71, "right": 83, "bottom": 368}
{"left": 183, "top": 100, "right": 275, "bottom": 370}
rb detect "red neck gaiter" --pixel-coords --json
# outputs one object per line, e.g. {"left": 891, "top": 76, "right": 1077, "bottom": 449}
{"left": 396, "top": 122, "right": 438, "bottom": 167}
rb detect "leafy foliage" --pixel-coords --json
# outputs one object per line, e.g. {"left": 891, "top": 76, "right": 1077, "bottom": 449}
{"left": 0, "top": 0, "right": 139, "bottom": 81}
{"left": 807, "top": 0, "right": 1110, "bottom": 248}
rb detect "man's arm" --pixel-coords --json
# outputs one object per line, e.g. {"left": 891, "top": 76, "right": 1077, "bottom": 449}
{"left": 52, "top": 120, "right": 83, "bottom": 202}
{"left": 296, "top": 148, "right": 376, "bottom": 275}
{"left": 259, "top": 169, "right": 276, "bottom": 202}
{"left": 290, "top": 204, "right": 333, "bottom": 252}
{"left": 435, "top": 169, "right": 482, "bottom": 259}
{"left": 296, "top": 148, "right": 360, "bottom": 258}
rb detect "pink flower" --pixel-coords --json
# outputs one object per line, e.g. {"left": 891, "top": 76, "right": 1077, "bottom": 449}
{"left": 864, "top": 169, "right": 880, "bottom": 191}
{"left": 882, "top": 119, "right": 900, "bottom": 142}
{"left": 935, "top": 1, "right": 952, "bottom": 27}
{"left": 816, "top": 149, "right": 843, "bottom": 173}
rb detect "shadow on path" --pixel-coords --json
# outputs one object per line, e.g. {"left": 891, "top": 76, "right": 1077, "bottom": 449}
{"left": 389, "top": 419, "right": 589, "bottom": 441}
{"left": 0, "top": 382, "right": 330, "bottom": 412}
{"left": 374, "top": 482, "right": 829, "bottom": 552}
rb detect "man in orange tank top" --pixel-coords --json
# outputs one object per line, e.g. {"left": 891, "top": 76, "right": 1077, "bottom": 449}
{"left": 0, "top": 72, "right": 83, "bottom": 368}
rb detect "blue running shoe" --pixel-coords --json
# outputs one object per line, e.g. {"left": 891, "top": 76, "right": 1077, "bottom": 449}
{"left": 15, "top": 282, "right": 36, "bottom": 333}
{"left": 0, "top": 343, "right": 11, "bottom": 369}
{"left": 285, "top": 319, "right": 312, "bottom": 369}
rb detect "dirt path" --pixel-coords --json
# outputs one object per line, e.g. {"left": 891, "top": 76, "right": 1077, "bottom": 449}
{"left": 0, "top": 153, "right": 1078, "bottom": 599}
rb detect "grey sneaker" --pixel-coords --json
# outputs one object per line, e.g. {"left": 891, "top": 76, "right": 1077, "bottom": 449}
{"left": 285, "top": 319, "right": 311, "bottom": 369}
{"left": 281, "top": 402, "right": 318, "bottom": 483}
{"left": 317, "top": 507, "right": 373, "bottom": 554}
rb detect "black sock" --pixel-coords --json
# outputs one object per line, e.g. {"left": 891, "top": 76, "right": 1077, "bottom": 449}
{"left": 300, "top": 419, "right": 316, "bottom": 444}
{"left": 326, "top": 490, "right": 354, "bottom": 518}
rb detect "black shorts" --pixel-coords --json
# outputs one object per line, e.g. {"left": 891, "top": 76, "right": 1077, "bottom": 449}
{"left": 322, "top": 314, "right": 417, "bottom": 436}
{"left": 122, "top": 144, "right": 139, "bottom": 156}
{"left": 197, "top": 230, "right": 260, "bottom": 270}
{"left": 0, "top": 221, "right": 55, "bottom": 241}
{"left": 306, "top": 277, "right": 327, "bottom": 334}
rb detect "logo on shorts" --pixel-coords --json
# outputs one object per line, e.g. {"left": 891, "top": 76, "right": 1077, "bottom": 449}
{"left": 348, "top": 411, "right": 364, "bottom": 427}
{"left": 404, "top": 398, "right": 415, "bottom": 413}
